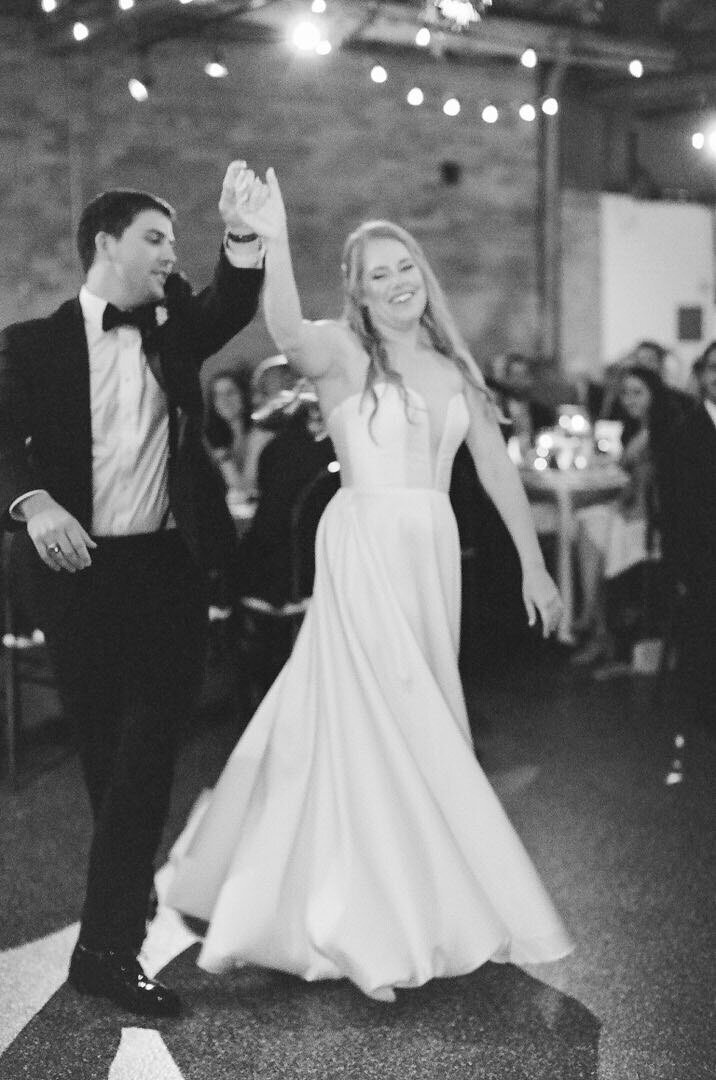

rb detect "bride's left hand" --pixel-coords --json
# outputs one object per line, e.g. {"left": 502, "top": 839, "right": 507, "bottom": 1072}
{"left": 522, "top": 564, "right": 563, "bottom": 638}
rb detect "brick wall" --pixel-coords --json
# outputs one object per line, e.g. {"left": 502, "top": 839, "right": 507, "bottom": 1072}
{"left": 0, "top": 19, "right": 540, "bottom": 375}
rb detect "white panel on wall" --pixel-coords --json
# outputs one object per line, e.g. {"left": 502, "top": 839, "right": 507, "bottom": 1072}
{"left": 600, "top": 194, "right": 715, "bottom": 378}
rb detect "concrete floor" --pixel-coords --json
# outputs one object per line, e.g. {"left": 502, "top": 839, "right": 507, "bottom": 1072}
{"left": 0, "top": 644, "right": 713, "bottom": 1079}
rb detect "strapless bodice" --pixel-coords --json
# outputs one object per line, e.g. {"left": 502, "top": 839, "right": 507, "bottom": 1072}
{"left": 326, "top": 383, "right": 470, "bottom": 492}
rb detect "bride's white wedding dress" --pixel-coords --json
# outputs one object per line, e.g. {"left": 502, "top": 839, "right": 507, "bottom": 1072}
{"left": 166, "top": 381, "right": 573, "bottom": 1001}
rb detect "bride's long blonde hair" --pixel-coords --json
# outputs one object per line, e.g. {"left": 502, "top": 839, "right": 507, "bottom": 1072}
{"left": 340, "top": 220, "right": 490, "bottom": 422}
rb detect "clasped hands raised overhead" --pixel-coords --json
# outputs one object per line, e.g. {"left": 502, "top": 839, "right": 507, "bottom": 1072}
{"left": 219, "top": 160, "right": 286, "bottom": 240}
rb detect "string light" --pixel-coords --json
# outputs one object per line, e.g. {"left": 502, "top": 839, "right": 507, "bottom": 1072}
{"left": 541, "top": 97, "right": 559, "bottom": 115}
{"left": 628, "top": 59, "right": 644, "bottom": 78}
{"left": 311, "top": 0, "right": 327, "bottom": 11}
{"left": 128, "top": 77, "right": 150, "bottom": 101}
{"left": 482, "top": 104, "right": 498, "bottom": 123}
{"left": 520, "top": 48, "right": 537, "bottom": 68}
{"left": 443, "top": 97, "right": 460, "bottom": 116}
{"left": 370, "top": 64, "right": 387, "bottom": 83}
{"left": 407, "top": 87, "right": 424, "bottom": 106}
{"left": 205, "top": 56, "right": 228, "bottom": 78}
{"left": 691, "top": 131, "right": 705, "bottom": 150}
{"left": 118, "top": 0, "right": 135, "bottom": 10}
{"left": 40, "top": 0, "right": 57, "bottom": 12}
{"left": 72, "top": 21, "right": 89, "bottom": 41}
{"left": 291, "top": 21, "right": 321, "bottom": 52}
{"left": 519, "top": 103, "right": 536, "bottom": 121}
{"left": 415, "top": 27, "right": 431, "bottom": 47}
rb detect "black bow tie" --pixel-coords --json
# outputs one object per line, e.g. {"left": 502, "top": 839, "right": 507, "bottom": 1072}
{"left": 102, "top": 302, "right": 157, "bottom": 337}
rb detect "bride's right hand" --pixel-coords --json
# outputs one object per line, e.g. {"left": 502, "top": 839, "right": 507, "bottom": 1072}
{"left": 222, "top": 165, "right": 287, "bottom": 242}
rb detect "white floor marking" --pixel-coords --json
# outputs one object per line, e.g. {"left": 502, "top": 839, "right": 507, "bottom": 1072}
{"left": 0, "top": 862, "right": 199, "bottom": 1060}
{"left": 0, "top": 922, "right": 78, "bottom": 1054}
{"left": 108, "top": 1029, "right": 186, "bottom": 1079}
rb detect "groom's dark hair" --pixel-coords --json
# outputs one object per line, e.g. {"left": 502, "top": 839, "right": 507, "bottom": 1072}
{"left": 77, "top": 188, "right": 176, "bottom": 273}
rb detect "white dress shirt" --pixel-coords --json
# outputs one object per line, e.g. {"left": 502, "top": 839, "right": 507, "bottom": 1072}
{"left": 81, "top": 286, "right": 173, "bottom": 535}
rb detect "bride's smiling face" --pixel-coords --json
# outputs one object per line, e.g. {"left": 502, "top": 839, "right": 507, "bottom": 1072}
{"left": 361, "top": 238, "right": 427, "bottom": 330}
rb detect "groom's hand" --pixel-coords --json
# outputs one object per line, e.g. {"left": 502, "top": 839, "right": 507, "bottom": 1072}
{"left": 219, "top": 160, "right": 266, "bottom": 232}
{"left": 20, "top": 492, "right": 96, "bottom": 573}
{"left": 219, "top": 162, "right": 285, "bottom": 241}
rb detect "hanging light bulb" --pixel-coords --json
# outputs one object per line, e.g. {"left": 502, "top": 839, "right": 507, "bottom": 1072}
{"left": 73, "top": 21, "right": 90, "bottom": 41}
{"left": 415, "top": 27, "right": 431, "bottom": 47}
{"left": 40, "top": 0, "right": 58, "bottom": 12}
{"left": 481, "top": 104, "right": 498, "bottom": 123}
{"left": 311, "top": 0, "right": 327, "bottom": 11}
{"left": 315, "top": 39, "right": 332, "bottom": 55}
{"left": 443, "top": 97, "right": 461, "bottom": 116}
{"left": 128, "top": 77, "right": 150, "bottom": 102}
{"left": 629, "top": 59, "right": 644, "bottom": 78}
{"left": 519, "top": 103, "right": 537, "bottom": 122}
{"left": 520, "top": 48, "right": 537, "bottom": 68}
{"left": 291, "top": 21, "right": 321, "bottom": 52}
{"left": 407, "top": 87, "right": 424, "bottom": 106}
{"left": 205, "top": 56, "right": 228, "bottom": 78}
{"left": 370, "top": 64, "right": 388, "bottom": 83}
{"left": 692, "top": 131, "right": 705, "bottom": 150}
{"left": 118, "top": 0, "right": 135, "bottom": 10}
{"left": 542, "top": 97, "right": 559, "bottom": 115}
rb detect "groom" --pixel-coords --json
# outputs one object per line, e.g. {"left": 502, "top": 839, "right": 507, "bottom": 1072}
{"left": 0, "top": 161, "right": 264, "bottom": 1017}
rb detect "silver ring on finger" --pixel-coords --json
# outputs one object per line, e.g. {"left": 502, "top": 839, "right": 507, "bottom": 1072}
{"left": 48, "top": 543, "right": 61, "bottom": 554}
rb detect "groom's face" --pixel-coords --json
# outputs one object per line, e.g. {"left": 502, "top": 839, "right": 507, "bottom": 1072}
{"left": 103, "top": 209, "right": 177, "bottom": 307}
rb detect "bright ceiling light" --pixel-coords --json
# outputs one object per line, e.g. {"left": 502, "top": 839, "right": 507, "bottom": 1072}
{"left": 118, "top": 0, "right": 135, "bottom": 10}
{"left": 415, "top": 27, "right": 431, "bottom": 47}
{"left": 291, "top": 21, "right": 321, "bottom": 51}
{"left": 128, "top": 77, "right": 150, "bottom": 102}
{"left": 692, "top": 131, "right": 705, "bottom": 150}
{"left": 72, "top": 21, "right": 89, "bottom": 41}
{"left": 482, "top": 104, "right": 498, "bottom": 123}
{"left": 542, "top": 97, "right": 559, "bottom": 115}
{"left": 41, "top": 0, "right": 57, "bottom": 12}
{"left": 519, "top": 103, "right": 537, "bottom": 122}
{"left": 370, "top": 64, "right": 388, "bottom": 83}
{"left": 407, "top": 87, "right": 424, "bottom": 106}
{"left": 520, "top": 48, "right": 537, "bottom": 68}
{"left": 205, "top": 59, "right": 228, "bottom": 78}
{"left": 629, "top": 59, "right": 644, "bottom": 78}
{"left": 311, "top": 0, "right": 327, "bottom": 11}
{"left": 443, "top": 97, "right": 460, "bottom": 116}
{"left": 315, "top": 39, "right": 332, "bottom": 55}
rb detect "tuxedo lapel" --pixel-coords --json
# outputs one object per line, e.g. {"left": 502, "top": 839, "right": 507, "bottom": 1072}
{"left": 52, "top": 299, "right": 92, "bottom": 450}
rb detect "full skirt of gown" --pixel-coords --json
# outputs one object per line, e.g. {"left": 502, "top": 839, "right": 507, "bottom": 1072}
{"left": 166, "top": 387, "right": 573, "bottom": 1001}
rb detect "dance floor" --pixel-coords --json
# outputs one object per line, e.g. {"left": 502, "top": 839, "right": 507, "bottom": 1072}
{"left": 0, "top": 639, "right": 713, "bottom": 1079}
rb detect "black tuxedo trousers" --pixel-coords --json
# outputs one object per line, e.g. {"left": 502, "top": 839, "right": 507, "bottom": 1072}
{"left": 19, "top": 529, "right": 207, "bottom": 951}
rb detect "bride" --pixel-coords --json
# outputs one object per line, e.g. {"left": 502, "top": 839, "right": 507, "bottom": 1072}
{"left": 166, "top": 165, "right": 574, "bottom": 1001}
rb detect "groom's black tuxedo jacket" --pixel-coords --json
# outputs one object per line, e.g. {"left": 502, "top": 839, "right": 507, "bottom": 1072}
{"left": 0, "top": 251, "right": 263, "bottom": 573}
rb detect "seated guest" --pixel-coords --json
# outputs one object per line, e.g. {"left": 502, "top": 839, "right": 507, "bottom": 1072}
{"left": 492, "top": 353, "right": 556, "bottom": 451}
{"left": 204, "top": 368, "right": 272, "bottom": 505}
{"left": 572, "top": 365, "right": 668, "bottom": 666}
{"left": 599, "top": 339, "right": 695, "bottom": 443}
{"left": 659, "top": 342, "right": 716, "bottom": 726}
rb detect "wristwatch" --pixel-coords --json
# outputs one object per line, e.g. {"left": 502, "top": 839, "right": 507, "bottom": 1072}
{"left": 225, "top": 230, "right": 259, "bottom": 244}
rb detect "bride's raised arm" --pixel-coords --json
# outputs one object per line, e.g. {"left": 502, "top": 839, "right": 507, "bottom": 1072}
{"left": 225, "top": 166, "right": 349, "bottom": 381}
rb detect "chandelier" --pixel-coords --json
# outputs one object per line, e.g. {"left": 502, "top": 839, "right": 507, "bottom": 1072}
{"left": 431, "top": 0, "right": 492, "bottom": 31}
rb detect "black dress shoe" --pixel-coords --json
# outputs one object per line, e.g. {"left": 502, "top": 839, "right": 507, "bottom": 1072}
{"left": 68, "top": 943, "right": 181, "bottom": 1018}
